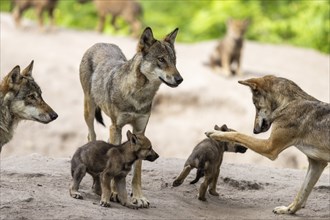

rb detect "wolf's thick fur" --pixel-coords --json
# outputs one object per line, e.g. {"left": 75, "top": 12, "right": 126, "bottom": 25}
{"left": 0, "top": 61, "right": 58, "bottom": 152}
{"left": 70, "top": 130, "right": 159, "bottom": 209}
{"left": 209, "top": 19, "right": 249, "bottom": 76}
{"left": 11, "top": 0, "right": 58, "bottom": 30}
{"left": 173, "top": 124, "right": 247, "bottom": 201}
{"left": 78, "top": 0, "right": 142, "bottom": 36}
{"left": 79, "top": 27, "right": 182, "bottom": 207}
{"left": 206, "top": 75, "right": 330, "bottom": 214}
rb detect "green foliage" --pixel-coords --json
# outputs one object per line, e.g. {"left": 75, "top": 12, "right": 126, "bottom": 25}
{"left": 1, "top": 0, "right": 329, "bottom": 53}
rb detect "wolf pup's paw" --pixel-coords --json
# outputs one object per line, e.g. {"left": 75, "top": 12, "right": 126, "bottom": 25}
{"left": 132, "top": 196, "right": 150, "bottom": 208}
{"left": 70, "top": 192, "right": 83, "bottom": 200}
{"left": 273, "top": 205, "right": 295, "bottom": 214}
{"left": 208, "top": 189, "right": 219, "bottom": 196}
{"left": 172, "top": 179, "right": 183, "bottom": 187}
{"left": 100, "top": 200, "right": 111, "bottom": 208}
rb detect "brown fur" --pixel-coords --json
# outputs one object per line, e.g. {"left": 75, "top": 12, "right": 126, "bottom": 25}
{"left": 173, "top": 124, "right": 247, "bottom": 201}
{"left": 209, "top": 19, "right": 249, "bottom": 76}
{"left": 70, "top": 130, "right": 159, "bottom": 209}
{"left": 11, "top": 0, "right": 58, "bottom": 30}
{"left": 206, "top": 75, "right": 330, "bottom": 214}
{"left": 78, "top": 0, "right": 143, "bottom": 36}
{"left": 0, "top": 61, "right": 58, "bottom": 152}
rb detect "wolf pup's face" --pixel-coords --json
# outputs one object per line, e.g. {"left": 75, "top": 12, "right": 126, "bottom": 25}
{"left": 4, "top": 61, "right": 58, "bottom": 124}
{"left": 138, "top": 27, "right": 183, "bottom": 88}
{"left": 238, "top": 77, "right": 275, "bottom": 134}
{"left": 227, "top": 19, "right": 249, "bottom": 40}
{"left": 126, "top": 130, "right": 159, "bottom": 162}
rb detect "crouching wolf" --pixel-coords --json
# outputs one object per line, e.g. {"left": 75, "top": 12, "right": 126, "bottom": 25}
{"left": 209, "top": 19, "right": 249, "bottom": 76}
{"left": 173, "top": 124, "right": 247, "bottom": 201}
{"left": 79, "top": 27, "right": 183, "bottom": 207}
{"left": 206, "top": 75, "right": 330, "bottom": 214}
{"left": 70, "top": 130, "right": 159, "bottom": 209}
{"left": 0, "top": 61, "right": 58, "bottom": 152}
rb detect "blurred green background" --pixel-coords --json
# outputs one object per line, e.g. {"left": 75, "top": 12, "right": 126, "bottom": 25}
{"left": 0, "top": 0, "right": 329, "bottom": 53}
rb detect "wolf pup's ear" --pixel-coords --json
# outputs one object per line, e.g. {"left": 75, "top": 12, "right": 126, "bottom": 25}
{"left": 8, "top": 65, "right": 22, "bottom": 85}
{"left": 238, "top": 79, "right": 258, "bottom": 90}
{"left": 219, "top": 124, "right": 229, "bottom": 131}
{"left": 137, "top": 27, "right": 156, "bottom": 54}
{"left": 214, "top": 124, "right": 221, "bottom": 131}
{"left": 164, "top": 28, "right": 179, "bottom": 45}
{"left": 127, "top": 130, "right": 138, "bottom": 145}
{"left": 22, "top": 60, "right": 34, "bottom": 77}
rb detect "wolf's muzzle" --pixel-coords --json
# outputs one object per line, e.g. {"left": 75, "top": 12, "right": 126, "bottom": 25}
{"left": 145, "top": 152, "right": 159, "bottom": 162}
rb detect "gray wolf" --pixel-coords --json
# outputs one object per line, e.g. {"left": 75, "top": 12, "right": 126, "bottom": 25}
{"left": 78, "top": 0, "right": 143, "bottom": 36}
{"left": 206, "top": 75, "right": 330, "bottom": 214}
{"left": 79, "top": 26, "right": 182, "bottom": 207}
{"left": 11, "top": 0, "right": 58, "bottom": 30}
{"left": 0, "top": 61, "right": 58, "bottom": 153}
{"left": 69, "top": 130, "right": 159, "bottom": 209}
{"left": 173, "top": 124, "right": 247, "bottom": 201}
{"left": 209, "top": 19, "right": 249, "bottom": 76}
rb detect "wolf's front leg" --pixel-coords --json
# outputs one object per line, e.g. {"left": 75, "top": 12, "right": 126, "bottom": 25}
{"left": 131, "top": 160, "right": 149, "bottom": 208}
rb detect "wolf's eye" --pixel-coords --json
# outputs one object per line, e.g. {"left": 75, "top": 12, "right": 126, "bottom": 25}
{"left": 158, "top": 57, "right": 165, "bottom": 63}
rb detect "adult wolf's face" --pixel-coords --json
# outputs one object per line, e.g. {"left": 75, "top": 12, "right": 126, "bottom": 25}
{"left": 5, "top": 61, "right": 58, "bottom": 124}
{"left": 138, "top": 27, "right": 183, "bottom": 88}
{"left": 239, "top": 77, "right": 275, "bottom": 134}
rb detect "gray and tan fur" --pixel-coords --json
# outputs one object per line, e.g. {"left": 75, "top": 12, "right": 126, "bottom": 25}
{"left": 78, "top": 0, "right": 143, "bottom": 36}
{"left": 70, "top": 130, "right": 159, "bottom": 209}
{"left": 206, "top": 75, "right": 330, "bottom": 214}
{"left": 173, "top": 124, "right": 247, "bottom": 201}
{"left": 11, "top": 0, "right": 58, "bottom": 30}
{"left": 0, "top": 61, "right": 58, "bottom": 152}
{"left": 79, "top": 27, "right": 183, "bottom": 207}
{"left": 209, "top": 19, "right": 249, "bottom": 76}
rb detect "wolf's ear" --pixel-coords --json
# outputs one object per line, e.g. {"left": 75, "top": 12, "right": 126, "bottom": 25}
{"left": 22, "top": 60, "right": 34, "bottom": 77}
{"left": 127, "top": 130, "right": 138, "bottom": 145}
{"left": 238, "top": 79, "right": 258, "bottom": 90}
{"left": 220, "top": 124, "right": 229, "bottom": 131}
{"left": 164, "top": 28, "right": 179, "bottom": 45}
{"left": 8, "top": 65, "right": 22, "bottom": 85}
{"left": 137, "top": 27, "right": 156, "bottom": 54}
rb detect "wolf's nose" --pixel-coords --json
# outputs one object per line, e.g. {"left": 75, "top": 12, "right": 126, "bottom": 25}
{"left": 50, "top": 112, "right": 58, "bottom": 121}
{"left": 175, "top": 76, "right": 183, "bottom": 84}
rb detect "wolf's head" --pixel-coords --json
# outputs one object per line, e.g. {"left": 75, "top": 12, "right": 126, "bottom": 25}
{"left": 126, "top": 130, "right": 159, "bottom": 162}
{"left": 137, "top": 27, "right": 183, "bottom": 88}
{"left": 0, "top": 61, "right": 58, "bottom": 124}
{"left": 227, "top": 19, "right": 249, "bottom": 40}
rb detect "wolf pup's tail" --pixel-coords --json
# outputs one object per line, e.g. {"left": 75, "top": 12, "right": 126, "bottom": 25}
{"left": 190, "top": 158, "right": 206, "bottom": 184}
{"left": 95, "top": 107, "right": 105, "bottom": 126}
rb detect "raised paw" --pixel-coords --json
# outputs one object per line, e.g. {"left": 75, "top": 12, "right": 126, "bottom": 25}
{"left": 205, "top": 131, "right": 214, "bottom": 138}
{"left": 273, "top": 205, "right": 294, "bottom": 214}
{"left": 100, "top": 200, "right": 111, "bottom": 208}
{"left": 172, "top": 179, "right": 183, "bottom": 187}
{"left": 132, "top": 196, "right": 150, "bottom": 208}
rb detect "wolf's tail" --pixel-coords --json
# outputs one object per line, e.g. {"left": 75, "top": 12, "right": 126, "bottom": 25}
{"left": 190, "top": 158, "right": 206, "bottom": 184}
{"left": 95, "top": 107, "right": 105, "bottom": 126}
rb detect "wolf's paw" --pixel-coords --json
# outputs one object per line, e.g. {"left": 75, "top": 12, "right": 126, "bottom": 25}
{"left": 172, "top": 179, "right": 183, "bottom": 187}
{"left": 198, "top": 196, "right": 207, "bottom": 201}
{"left": 273, "top": 205, "right": 294, "bottom": 214}
{"left": 124, "top": 202, "right": 139, "bottom": 209}
{"left": 208, "top": 190, "right": 219, "bottom": 196}
{"left": 70, "top": 192, "right": 83, "bottom": 200}
{"left": 205, "top": 131, "right": 214, "bottom": 138}
{"left": 132, "top": 196, "right": 150, "bottom": 208}
{"left": 100, "top": 200, "right": 111, "bottom": 208}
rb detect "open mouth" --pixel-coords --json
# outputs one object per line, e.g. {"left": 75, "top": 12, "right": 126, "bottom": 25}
{"left": 159, "top": 77, "right": 179, "bottom": 88}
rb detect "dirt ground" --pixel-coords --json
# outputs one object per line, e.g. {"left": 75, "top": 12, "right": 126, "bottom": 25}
{"left": 0, "top": 13, "right": 329, "bottom": 219}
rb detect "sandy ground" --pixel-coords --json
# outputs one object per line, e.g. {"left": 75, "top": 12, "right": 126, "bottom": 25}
{"left": 0, "top": 13, "right": 329, "bottom": 219}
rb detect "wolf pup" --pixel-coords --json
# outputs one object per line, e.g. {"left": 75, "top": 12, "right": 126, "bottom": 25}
{"left": 209, "top": 19, "right": 249, "bottom": 76}
{"left": 173, "top": 124, "right": 247, "bottom": 201}
{"left": 0, "top": 61, "right": 58, "bottom": 152}
{"left": 206, "top": 75, "right": 330, "bottom": 214}
{"left": 70, "top": 130, "right": 159, "bottom": 209}
{"left": 78, "top": 0, "right": 142, "bottom": 36}
{"left": 11, "top": 0, "right": 58, "bottom": 30}
{"left": 79, "top": 27, "right": 182, "bottom": 207}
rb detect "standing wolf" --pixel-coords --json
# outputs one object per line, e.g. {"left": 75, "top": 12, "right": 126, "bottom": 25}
{"left": 79, "top": 27, "right": 183, "bottom": 207}
{"left": 206, "top": 75, "right": 329, "bottom": 214}
{"left": 0, "top": 61, "right": 58, "bottom": 152}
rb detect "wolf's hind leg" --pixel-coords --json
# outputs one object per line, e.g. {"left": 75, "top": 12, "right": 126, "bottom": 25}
{"left": 70, "top": 164, "right": 87, "bottom": 199}
{"left": 84, "top": 97, "right": 97, "bottom": 141}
